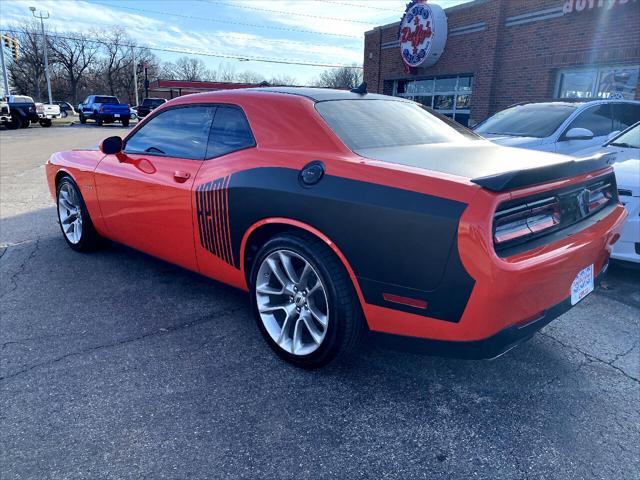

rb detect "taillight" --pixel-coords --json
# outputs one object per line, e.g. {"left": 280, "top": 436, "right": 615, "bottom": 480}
{"left": 493, "top": 175, "right": 617, "bottom": 253}
{"left": 585, "top": 182, "right": 613, "bottom": 213}
{"left": 494, "top": 197, "right": 560, "bottom": 246}
{"left": 100, "top": 105, "right": 104, "bottom": 112}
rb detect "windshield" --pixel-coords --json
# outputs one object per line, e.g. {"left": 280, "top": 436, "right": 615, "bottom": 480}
{"left": 95, "top": 96, "right": 119, "bottom": 104}
{"left": 609, "top": 123, "right": 640, "bottom": 148}
{"left": 475, "top": 104, "right": 578, "bottom": 138}
{"left": 315, "top": 99, "right": 478, "bottom": 151}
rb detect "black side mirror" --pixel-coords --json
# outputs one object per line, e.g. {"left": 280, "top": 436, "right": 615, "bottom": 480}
{"left": 100, "top": 136, "right": 123, "bottom": 154}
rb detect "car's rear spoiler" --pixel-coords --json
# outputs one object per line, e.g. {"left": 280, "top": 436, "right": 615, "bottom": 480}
{"left": 470, "top": 153, "right": 615, "bottom": 192}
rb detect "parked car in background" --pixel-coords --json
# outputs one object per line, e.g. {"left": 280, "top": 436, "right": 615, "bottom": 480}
{"left": 54, "top": 101, "right": 76, "bottom": 118}
{"left": 130, "top": 106, "right": 138, "bottom": 120}
{"left": 474, "top": 100, "right": 640, "bottom": 155}
{"left": 576, "top": 121, "right": 640, "bottom": 164}
{"left": 78, "top": 95, "right": 131, "bottom": 127}
{"left": 136, "top": 97, "right": 166, "bottom": 118}
{"left": 46, "top": 87, "right": 627, "bottom": 368}
{"left": 5, "top": 95, "right": 39, "bottom": 129}
{"left": 0, "top": 99, "right": 11, "bottom": 127}
{"left": 576, "top": 123, "right": 640, "bottom": 264}
{"left": 36, "top": 103, "right": 61, "bottom": 127}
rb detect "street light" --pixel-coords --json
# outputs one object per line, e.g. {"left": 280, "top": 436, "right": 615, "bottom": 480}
{"left": 30, "top": 6, "right": 53, "bottom": 104}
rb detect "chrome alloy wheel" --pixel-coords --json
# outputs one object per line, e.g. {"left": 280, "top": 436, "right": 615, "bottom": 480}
{"left": 255, "top": 249, "right": 329, "bottom": 356}
{"left": 57, "top": 183, "right": 83, "bottom": 244}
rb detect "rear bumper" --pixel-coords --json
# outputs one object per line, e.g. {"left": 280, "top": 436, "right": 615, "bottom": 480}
{"left": 373, "top": 264, "right": 609, "bottom": 359}
{"left": 98, "top": 114, "right": 130, "bottom": 121}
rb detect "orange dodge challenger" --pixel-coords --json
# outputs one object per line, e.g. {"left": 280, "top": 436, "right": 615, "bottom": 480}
{"left": 46, "top": 87, "right": 627, "bottom": 368}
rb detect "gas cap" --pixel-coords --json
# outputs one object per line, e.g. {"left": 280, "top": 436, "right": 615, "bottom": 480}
{"left": 299, "top": 161, "right": 325, "bottom": 187}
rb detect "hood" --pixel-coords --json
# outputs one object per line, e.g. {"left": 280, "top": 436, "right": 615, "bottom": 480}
{"left": 614, "top": 159, "right": 640, "bottom": 195}
{"left": 358, "top": 141, "right": 576, "bottom": 180}
{"left": 480, "top": 134, "right": 546, "bottom": 149}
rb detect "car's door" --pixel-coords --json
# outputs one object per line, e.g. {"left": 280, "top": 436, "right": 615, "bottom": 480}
{"left": 191, "top": 105, "right": 257, "bottom": 286}
{"left": 555, "top": 104, "right": 613, "bottom": 154}
{"left": 94, "top": 105, "right": 216, "bottom": 271}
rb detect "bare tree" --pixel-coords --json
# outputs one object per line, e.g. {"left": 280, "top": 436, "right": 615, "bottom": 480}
{"left": 269, "top": 74, "right": 297, "bottom": 86}
{"left": 235, "top": 70, "right": 265, "bottom": 84}
{"left": 315, "top": 65, "right": 362, "bottom": 89}
{"left": 164, "top": 56, "right": 209, "bottom": 81}
{"left": 99, "top": 28, "right": 131, "bottom": 95}
{"left": 50, "top": 32, "right": 100, "bottom": 104}
{"left": 6, "top": 22, "right": 47, "bottom": 100}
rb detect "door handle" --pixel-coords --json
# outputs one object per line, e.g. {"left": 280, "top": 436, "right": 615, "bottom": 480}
{"left": 173, "top": 171, "right": 191, "bottom": 183}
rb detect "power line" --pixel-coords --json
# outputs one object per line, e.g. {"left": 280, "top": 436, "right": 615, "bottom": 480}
{"left": 86, "top": 1, "right": 361, "bottom": 39}
{"left": 2, "top": 29, "right": 363, "bottom": 69}
{"left": 311, "top": 0, "right": 402, "bottom": 12}
{"left": 199, "top": 0, "right": 377, "bottom": 24}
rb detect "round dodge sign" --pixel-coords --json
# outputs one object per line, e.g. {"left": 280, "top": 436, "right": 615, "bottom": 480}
{"left": 399, "top": 1, "right": 448, "bottom": 68}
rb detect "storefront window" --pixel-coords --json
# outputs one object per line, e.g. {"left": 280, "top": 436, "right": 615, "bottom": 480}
{"left": 393, "top": 75, "right": 473, "bottom": 126}
{"left": 557, "top": 66, "right": 639, "bottom": 100}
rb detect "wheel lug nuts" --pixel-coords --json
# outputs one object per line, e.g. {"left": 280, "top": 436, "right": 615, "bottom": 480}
{"left": 293, "top": 286, "right": 298, "bottom": 292}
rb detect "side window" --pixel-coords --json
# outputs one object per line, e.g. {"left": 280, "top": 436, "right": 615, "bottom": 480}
{"left": 125, "top": 106, "right": 215, "bottom": 160}
{"left": 564, "top": 104, "right": 613, "bottom": 138}
{"left": 612, "top": 103, "right": 640, "bottom": 132}
{"left": 206, "top": 106, "right": 255, "bottom": 158}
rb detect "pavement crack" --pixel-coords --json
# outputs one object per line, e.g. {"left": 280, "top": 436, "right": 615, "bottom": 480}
{"left": 0, "top": 307, "right": 245, "bottom": 383}
{"left": 539, "top": 331, "right": 640, "bottom": 384}
{"left": 0, "top": 238, "right": 40, "bottom": 299}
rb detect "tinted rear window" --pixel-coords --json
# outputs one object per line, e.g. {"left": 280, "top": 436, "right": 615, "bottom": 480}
{"left": 143, "top": 99, "right": 164, "bottom": 107}
{"left": 315, "top": 100, "right": 476, "bottom": 151}
{"left": 95, "top": 96, "right": 119, "bottom": 104}
{"left": 475, "top": 104, "right": 577, "bottom": 138}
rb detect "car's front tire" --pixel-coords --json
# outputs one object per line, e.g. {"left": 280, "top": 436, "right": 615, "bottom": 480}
{"left": 95, "top": 115, "right": 103, "bottom": 126}
{"left": 19, "top": 119, "right": 30, "bottom": 128}
{"left": 250, "top": 232, "right": 364, "bottom": 368}
{"left": 79, "top": 113, "right": 86, "bottom": 124}
{"left": 56, "top": 176, "right": 101, "bottom": 252}
{"left": 39, "top": 119, "right": 52, "bottom": 127}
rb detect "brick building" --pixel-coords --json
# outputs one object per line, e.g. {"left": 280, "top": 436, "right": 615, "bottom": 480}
{"left": 363, "top": 0, "right": 640, "bottom": 126}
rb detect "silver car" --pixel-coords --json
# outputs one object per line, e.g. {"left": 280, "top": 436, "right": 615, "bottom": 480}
{"left": 475, "top": 100, "right": 639, "bottom": 155}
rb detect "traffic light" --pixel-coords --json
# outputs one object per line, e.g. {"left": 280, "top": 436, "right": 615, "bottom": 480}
{"left": 1, "top": 35, "right": 19, "bottom": 60}
{"left": 10, "top": 37, "right": 19, "bottom": 60}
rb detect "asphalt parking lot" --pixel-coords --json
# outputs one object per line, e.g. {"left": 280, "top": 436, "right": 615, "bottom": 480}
{"left": 1, "top": 124, "right": 639, "bottom": 480}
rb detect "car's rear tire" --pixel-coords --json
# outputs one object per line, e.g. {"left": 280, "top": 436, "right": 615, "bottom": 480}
{"left": 19, "top": 119, "right": 30, "bottom": 128}
{"left": 39, "top": 119, "right": 52, "bottom": 127}
{"left": 79, "top": 113, "right": 86, "bottom": 124}
{"left": 250, "top": 232, "right": 364, "bottom": 368}
{"left": 95, "top": 115, "right": 103, "bottom": 126}
{"left": 122, "top": 119, "right": 130, "bottom": 127}
{"left": 56, "top": 176, "right": 101, "bottom": 252}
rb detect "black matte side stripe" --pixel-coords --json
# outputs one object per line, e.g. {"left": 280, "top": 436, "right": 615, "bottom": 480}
{"left": 196, "top": 176, "right": 237, "bottom": 268}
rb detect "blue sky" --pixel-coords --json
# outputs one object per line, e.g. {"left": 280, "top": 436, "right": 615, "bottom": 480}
{"left": 0, "top": 0, "right": 468, "bottom": 84}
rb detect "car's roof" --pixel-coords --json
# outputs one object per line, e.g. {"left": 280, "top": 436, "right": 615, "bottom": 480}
{"left": 508, "top": 99, "right": 639, "bottom": 108}
{"left": 218, "top": 86, "right": 406, "bottom": 102}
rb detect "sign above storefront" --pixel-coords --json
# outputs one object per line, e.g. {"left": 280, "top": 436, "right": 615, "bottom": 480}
{"left": 398, "top": 1, "right": 447, "bottom": 68}
{"left": 563, "top": 0, "right": 637, "bottom": 14}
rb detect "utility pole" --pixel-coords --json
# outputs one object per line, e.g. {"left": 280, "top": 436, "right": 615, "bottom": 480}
{"left": 0, "top": 35, "right": 9, "bottom": 97}
{"left": 30, "top": 7, "right": 52, "bottom": 104}
{"left": 132, "top": 46, "right": 139, "bottom": 107}
{"left": 144, "top": 63, "right": 149, "bottom": 99}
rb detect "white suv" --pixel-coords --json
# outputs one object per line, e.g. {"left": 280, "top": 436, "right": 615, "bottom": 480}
{"left": 474, "top": 100, "right": 639, "bottom": 155}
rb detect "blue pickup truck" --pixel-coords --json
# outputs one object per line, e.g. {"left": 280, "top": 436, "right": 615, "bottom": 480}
{"left": 78, "top": 95, "right": 131, "bottom": 127}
